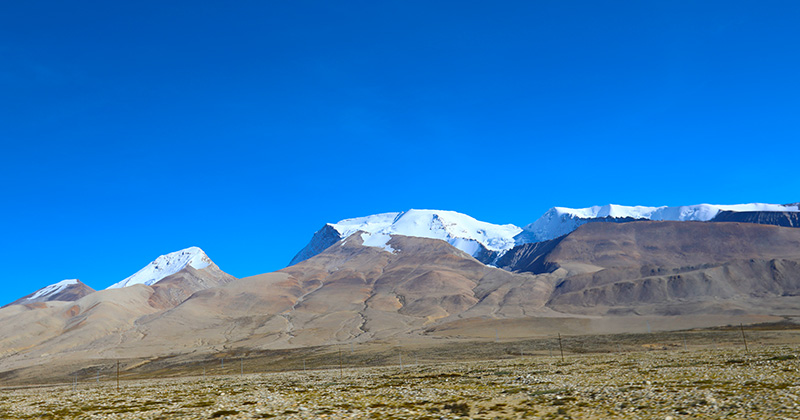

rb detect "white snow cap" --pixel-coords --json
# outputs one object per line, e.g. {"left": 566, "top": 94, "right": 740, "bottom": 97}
{"left": 27, "top": 279, "right": 79, "bottom": 301}
{"left": 360, "top": 232, "right": 396, "bottom": 254}
{"left": 106, "top": 246, "right": 211, "bottom": 289}
{"left": 523, "top": 203, "right": 799, "bottom": 242}
{"left": 330, "top": 209, "right": 522, "bottom": 255}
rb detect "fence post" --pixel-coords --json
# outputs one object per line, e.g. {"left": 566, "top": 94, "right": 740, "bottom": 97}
{"left": 740, "top": 324, "right": 749, "bottom": 353}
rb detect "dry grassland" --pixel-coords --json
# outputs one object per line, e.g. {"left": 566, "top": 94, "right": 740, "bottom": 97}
{"left": 1, "top": 339, "right": 798, "bottom": 420}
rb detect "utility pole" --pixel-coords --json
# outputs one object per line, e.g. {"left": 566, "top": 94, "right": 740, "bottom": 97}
{"left": 558, "top": 333, "right": 564, "bottom": 362}
{"left": 116, "top": 361, "right": 120, "bottom": 391}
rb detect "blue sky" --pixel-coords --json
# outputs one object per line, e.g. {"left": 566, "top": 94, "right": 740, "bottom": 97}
{"left": 1, "top": 1, "right": 799, "bottom": 303}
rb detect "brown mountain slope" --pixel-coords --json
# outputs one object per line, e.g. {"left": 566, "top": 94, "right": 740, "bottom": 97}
{"left": 495, "top": 236, "right": 565, "bottom": 274}
{"left": 0, "top": 262, "right": 236, "bottom": 370}
{"left": 119, "top": 234, "right": 557, "bottom": 355}
{"left": 535, "top": 221, "right": 800, "bottom": 315}
{"left": 146, "top": 262, "right": 236, "bottom": 310}
{"left": 0, "top": 285, "right": 162, "bottom": 361}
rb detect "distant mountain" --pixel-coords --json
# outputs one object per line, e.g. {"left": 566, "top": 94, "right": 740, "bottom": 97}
{"left": 106, "top": 246, "right": 236, "bottom": 308}
{"left": 517, "top": 203, "right": 799, "bottom": 243}
{"left": 4, "top": 246, "right": 234, "bottom": 310}
{"left": 107, "top": 246, "right": 216, "bottom": 289}
{"left": 291, "top": 204, "right": 800, "bottom": 267}
{"left": 2, "top": 279, "right": 95, "bottom": 308}
{"left": 711, "top": 211, "right": 800, "bottom": 228}
{"left": 508, "top": 221, "right": 800, "bottom": 315}
{"left": 289, "top": 210, "right": 522, "bottom": 265}
{"left": 0, "top": 247, "right": 235, "bottom": 362}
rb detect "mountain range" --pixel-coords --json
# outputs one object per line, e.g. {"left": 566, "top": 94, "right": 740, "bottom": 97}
{"left": 2, "top": 202, "right": 799, "bottom": 382}
{"left": 290, "top": 203, "right": 799, "bottom": 265}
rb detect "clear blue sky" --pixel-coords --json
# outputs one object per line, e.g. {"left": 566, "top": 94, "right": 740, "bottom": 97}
{"left": 2, "top": 1, "right": 799, "bottom": 303}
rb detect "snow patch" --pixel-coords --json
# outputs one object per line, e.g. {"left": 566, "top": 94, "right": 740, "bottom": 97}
{"left": 28, "top": 279, "right": 79, "bottom": 300}
{"left": 360, "top": 232, "right": 396, "bottom": 254}
{"left": 106, "top": 246, "right": 211, "bottom": 289}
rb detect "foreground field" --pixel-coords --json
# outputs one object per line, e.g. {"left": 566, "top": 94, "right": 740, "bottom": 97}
{"left": 1, "top": 345, "right": 798, "bottom": 419}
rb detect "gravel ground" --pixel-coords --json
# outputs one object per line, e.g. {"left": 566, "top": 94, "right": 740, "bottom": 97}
{"left": 1, "top": 346, "right": 798, "bottom": 419}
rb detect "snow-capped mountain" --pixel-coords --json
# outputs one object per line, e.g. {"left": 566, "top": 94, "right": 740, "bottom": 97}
{"left": 3, "top": 279, "right": 95, "bottom": 307}
{"left": 106, "top": 246, "right": 213, "bottom": 289}
{"left": 27, "top": 279, "right": 79, "bottom": 300}
{"left": 518, "top": 203, "right": 800, "bottom": 243}
{"left": 289, "top": 209, "right": 523, "bottom": 265}
{"left": 290, "top": 204, "right": 800, "bottom": 266}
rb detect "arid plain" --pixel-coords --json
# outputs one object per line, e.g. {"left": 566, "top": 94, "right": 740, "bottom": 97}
{"left": 1, "top": 327, "right": 798, "bottom": 419}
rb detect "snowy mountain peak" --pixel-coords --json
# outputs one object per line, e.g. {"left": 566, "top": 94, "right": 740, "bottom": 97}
{"left": 3, "top": 279, "right": 96, "bottom": 308}
{"left": 290, "top": 209, "right": 522, "bottom": 265}
{"left": 28, "top": 279, "right": 79, "bottom": 301}
{"left": 522, "top": 203, "right": 799, "bottom": 242}
{"left": 106, "top": 246, "right": 212, "bottom": 289}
